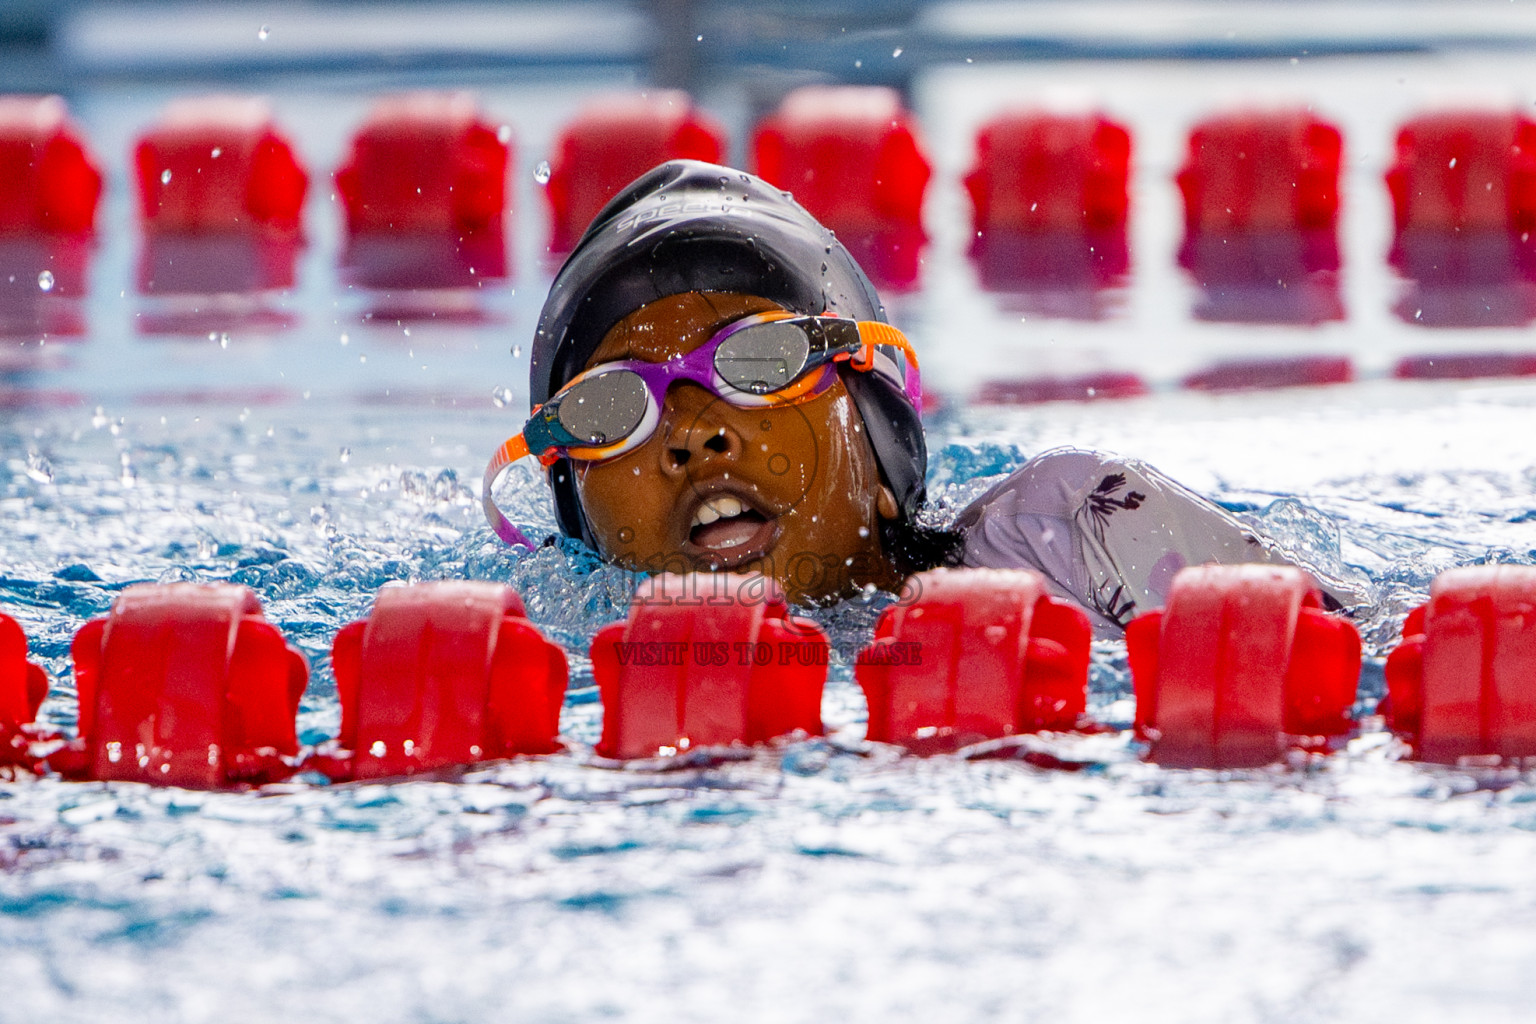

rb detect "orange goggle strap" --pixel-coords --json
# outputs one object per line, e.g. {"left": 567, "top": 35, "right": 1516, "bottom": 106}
{"left": 482, "top": 433, "right": 537, "bottom": 548}
{"left": 849, "top": 320, "right": 919, "bottom": 374}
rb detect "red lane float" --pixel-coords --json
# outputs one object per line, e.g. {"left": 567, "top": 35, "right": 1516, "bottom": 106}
{"left": 133, "top": 95, "right": 308, "bottom": 296}
{"left": 1385, "top": 111, "right": 1536, "bottom": 326}
{"left": 0, "top": 95, "right": 101, "bottom": 336}
{"left": 965, "top": 111, "right": 1131, "bottom": 234}
{"left": 0, "top": 612, "right": 48, "bottom": 771}
{"left": 1384, "top": 566, "right": 1536, "bottom": 764}
{"left": 857, "top": 568, "right": 1090, "bottom": 754}
{"left": 55, "top": 583, "right": 307, "bottom": 788}
{"left": 590, "top": 573, "right": 826, "bottom": 760}
{"left": 751, "top": 86, "right": 930, "bottom": 289}
{"left": 1176, "top": 110, "right": 1344, "bottom": 325}
{"left": 1386, "top": 111, "right": 1536, "bottom": 235}
{"left": 0, "top": 95, "right": 102, "bottom": 236}
{"left": 964, "top": 111, "right": 1131, "bottom": 300}
{"left": 317, "top": 581, "right": 566, "bottom": 780}
{"left": 1178, "top": 110, "right": 1342, "bottom": 232}
{"left": 544, "top": 91, "right": 724, "bottom": 255}
{"left": 1126, "top": 565, "right": 1360, "bottom": 768}
{"left": 334, "top": 92, "right": 510, "bottom": 290}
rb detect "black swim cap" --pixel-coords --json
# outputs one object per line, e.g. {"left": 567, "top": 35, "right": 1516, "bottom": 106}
{"left": 528, "top": 159, "right": 926, "bottom": 548}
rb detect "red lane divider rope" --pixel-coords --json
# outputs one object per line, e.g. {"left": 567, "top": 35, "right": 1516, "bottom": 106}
{"left": 4, "top": 568, "right": 1536, "bottom": 784}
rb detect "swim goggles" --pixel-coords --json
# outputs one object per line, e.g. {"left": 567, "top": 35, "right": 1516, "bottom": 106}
{"left": 483, "top": 310, "right": 920, "bottom": 547}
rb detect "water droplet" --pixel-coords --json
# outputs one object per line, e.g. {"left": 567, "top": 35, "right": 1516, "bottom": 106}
{"left": 497, "top": 124, "right": 512, "bottom": 145}
{"left": 219, "top": 332, "right": 230, "bottom": 349}
{"left": 533, "top": 161, "right": 551, "bottom": 184}
{"left": 258, "top": 24, "right": 269, "bottom": 40}
{"left": 1449, "top": 157, "right": 1458, "bottom": 169}
{"left": 339, "top": 333, "right": 349, "bottom": 346}
{"left": 36, "top": 270, "right": 53, "bottom": 292}
{"left": 25, "top": 451, "right": 53, "bottom": 484}
{"left": 430, "top": 469, "right": 456, "bottom": 502}
{"left": 211, "top": 147, "right": 222, "bottom": 158}
{"left": 858, "top": 526, "right": 869, "bottom": 538}
{"left": 696, "top": 33, "right": 703, "bottom": 41}
{"left": 892, "top": 47, "right": 903, "bottom": 57}
{"left": 512, "top": 344, "right": 523, "bottom": 358}
{"left": 339, "top": 447, "right": 351, "bottom": 463}
{"left": 91, "top": 406, "right": 107, "bottom": 429}
{"left": 161, "top": 169, "right": 172, "bottom": 185}
{"left": 491, "top": 386, "right": 514, "bottom": 408}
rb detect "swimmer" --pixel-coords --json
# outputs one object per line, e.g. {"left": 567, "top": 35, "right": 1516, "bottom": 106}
{"left": 485, "top": 160, "right": 1364, "bottom": 631}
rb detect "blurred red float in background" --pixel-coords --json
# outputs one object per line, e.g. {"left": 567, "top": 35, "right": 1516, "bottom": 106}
{"left": 1176, "top": 109, "right": 1344, "bottom": 324}
{"left": 133, "top": 95, "right": 308, "bottom": 298}
{"left": 544, "top": 90, "right": 724, "bottom": 255}
{"left": 335, "top": 91, "right": 510, "bottom": 290}
{"left": 752, "top": 85, "right": 930, "bottom": 290}
{"left": 0, "top": 94, "right": 101, "bottom": 336}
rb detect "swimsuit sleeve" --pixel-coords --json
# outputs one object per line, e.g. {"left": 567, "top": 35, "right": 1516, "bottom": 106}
{"left": 956, "top": 447, "right": 1366, "bottom": 634}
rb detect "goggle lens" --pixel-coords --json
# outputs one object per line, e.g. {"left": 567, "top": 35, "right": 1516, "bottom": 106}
{"left": 557, "top": 369, "right": 650, "bottom": 446}
{"left": 713, "top": 319, "right": 812, "bottom": 395}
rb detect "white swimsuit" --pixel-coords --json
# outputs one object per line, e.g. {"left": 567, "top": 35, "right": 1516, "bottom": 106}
{"left": 955, "top": 448, "right": 1367, "bottom": 635}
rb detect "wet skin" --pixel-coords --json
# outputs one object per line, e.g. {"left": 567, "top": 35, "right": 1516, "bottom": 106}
{"left": 572, "top": 292, "right": 904, "bottom": 603}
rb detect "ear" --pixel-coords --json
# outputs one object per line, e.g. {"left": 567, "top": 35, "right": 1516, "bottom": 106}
{"left": 876, "top": 484, "right": 900, "bottom": 522}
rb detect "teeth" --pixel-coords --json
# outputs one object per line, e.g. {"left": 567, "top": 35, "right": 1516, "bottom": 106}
{"left": 692, "top": 495, "right": 745, "bottom": 528}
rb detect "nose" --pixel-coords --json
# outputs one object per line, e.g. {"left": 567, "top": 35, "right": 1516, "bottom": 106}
{"left": 658, "top": 383, "right": 743, "bottom": 476}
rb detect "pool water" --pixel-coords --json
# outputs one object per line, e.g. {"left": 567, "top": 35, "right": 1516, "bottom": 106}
{"left": 4, "top": 43, "right": 1536, "bottom": 1024}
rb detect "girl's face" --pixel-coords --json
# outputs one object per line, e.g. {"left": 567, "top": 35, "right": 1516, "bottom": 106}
{"left": 572, "top": 291, "right": 903, "bottom": 603}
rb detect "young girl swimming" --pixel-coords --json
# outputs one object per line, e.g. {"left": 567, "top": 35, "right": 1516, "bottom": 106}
{"left": 484, "top": 160, "right": 1363, "bottom": 633}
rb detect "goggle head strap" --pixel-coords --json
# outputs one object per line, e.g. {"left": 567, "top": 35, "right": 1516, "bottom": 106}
{"left": 481, "top": 434, "right": 538, "bottom": 549}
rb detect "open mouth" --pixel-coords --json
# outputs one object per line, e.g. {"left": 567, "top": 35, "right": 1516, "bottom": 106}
{"left": 684, "top": 491, "right": 779, "bottom": 568}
